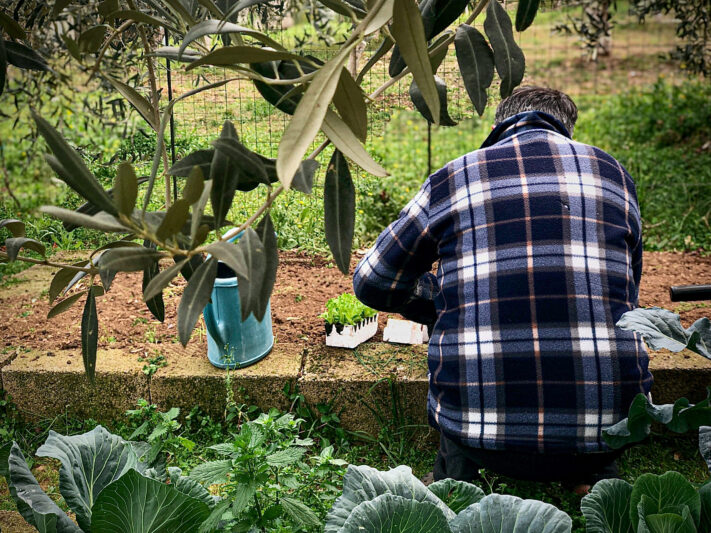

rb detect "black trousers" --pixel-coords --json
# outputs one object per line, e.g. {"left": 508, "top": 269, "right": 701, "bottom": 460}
{"left": 434, "top": 433, "right": 623, "bottom": 484}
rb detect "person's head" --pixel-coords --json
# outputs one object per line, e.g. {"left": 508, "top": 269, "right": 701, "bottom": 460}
{"left": 494, "top": 86, "right": 578, "bottom": 136}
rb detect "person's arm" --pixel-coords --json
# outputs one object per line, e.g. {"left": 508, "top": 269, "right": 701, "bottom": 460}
{"left": 353, "top": 179, "right": 439, "bottom": 326}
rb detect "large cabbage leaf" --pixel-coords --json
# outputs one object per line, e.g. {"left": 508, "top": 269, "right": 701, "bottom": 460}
{"left": 340, "top": 493, "right": 453, "bottom": 532}
{"left": 580, "top": 478, "right": 634, "bottom": 533}
{"left": 448, "top": 493, "right": 572, "bottom": 533}
{"left": 35, "top": 425, "right": 150, "bottom": 531}
{"left": 325, "top": 465, "right": 455, "bottom": 532}
{"left": 428, "top": 479, "right": 485, "bottom": 514}
{"left": 90, "top": 469, "right": 211, "bottom": 532}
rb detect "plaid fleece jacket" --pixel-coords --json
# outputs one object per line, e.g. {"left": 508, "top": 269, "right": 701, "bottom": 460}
{"left": 353, "top": 111, "right": 653, "bottom": 453}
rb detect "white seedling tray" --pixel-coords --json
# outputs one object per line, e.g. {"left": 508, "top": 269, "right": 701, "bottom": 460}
{"left": 325, "top": 315, "right": 379, "bottom": 349}
{"left": 383, "top": 318, "right": 429, "bottom": 345}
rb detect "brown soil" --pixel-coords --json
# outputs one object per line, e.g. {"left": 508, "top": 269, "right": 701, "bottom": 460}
{"left": 1, "top": 251, "right": 709, "bottom": 363}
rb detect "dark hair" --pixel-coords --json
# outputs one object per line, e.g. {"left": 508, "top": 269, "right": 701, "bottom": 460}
{"left": 494, "top": 86, "right": 578, "bottom": 135}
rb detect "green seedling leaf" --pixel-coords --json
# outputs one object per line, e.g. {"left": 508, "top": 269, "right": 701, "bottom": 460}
{"left": 34, "top": 114, "right": 116, "bottom": 214}
{"left": 143, "top": 242, "right": 165, "bottom": 322}
{"left": 484, "top": 0, "right": 525, "bottom": 98}
{"left": 266, "top": 446, "right": 306, "bottom": 467}
{"left": 455, "top": 25, "right": 495, "bottom": 116}
{"left": 105, "top": 75, "right": 159, "bottom": 131}
{"left": 236, "top": 228, "right": 266, "bottom": 321}
{"left": 321, "top": 110, "right": 387, "bottom": 177}
{"left": 182, "top": 166, "right": 205, "bottom": 205}
{"left": 178, "top": 19, "right": 282, "bottom": 59}
{"left": 410, "top": 76, "right": 457, "bottom": 126}
{"left": 205, "top": 241, "right": 248, "bottom": 278}
{"left": 114, "top": 162, "right": 138, "bottom": 217}
{"left": 210, "top": 121, "right": 240, "bottom": 229}
{"left": 91, "top": 470, "right": 210, "bottom": 532}
{"left": 334, "top": 68, "right": 367, "bottom": 142}
{"left": 5, "top": 41, "right": 50, "bottom": 71}
{"left": 186, "top": 46, "right": 303, "bottom": 71}
{"left": 168, "top": 149, "right": 214, "bottom": 178}
{"left": 515, "top": 0, "right": 541, "bottom": 31}
{"left": 292, "top": 160, "right": 320, "bottom": 195}
{"left": 178, "top": 256, "right": 218, "bottom": 346}
{"left": 5, "top": 237, "right": 45, "bottom": 261}
{"left": 324, "top": 150, "right": 355, "bottom": 275}
{"left": 0, "top": 219, "right": 25, "bottom": 237}
{"left": 143, "top": 258, "right": 186, "bottom": 303}
{"left": 156, "top": 199, "right": 191, "bottom": 241}
{"left": 277, "top": 44, "right": 355, "bottom": 188}
{"left": 81, "top": 286, "right": 98, "bottom": 382}
{"left": 391, "top": 0, "right": 439, "bottom": 124}
{"left": 580, "top": 478, "right": 634, "bottom": 533}
{"left": 255, "top": 213, "right": 278, "bottom": 321}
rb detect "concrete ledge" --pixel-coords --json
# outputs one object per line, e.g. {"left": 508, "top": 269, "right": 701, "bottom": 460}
{"left": 2, "top": 330, "right": 710, "bottom": 433}
{"left": 3, "top": 348, "right": 149, "bottom": 421}
{"left": 149, "top": 343, "right": 303, "bottom": 418}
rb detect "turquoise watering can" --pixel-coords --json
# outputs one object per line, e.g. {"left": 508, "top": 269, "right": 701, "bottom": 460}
{"left": 203, "top": 234, "right": 274, "bottom": 369}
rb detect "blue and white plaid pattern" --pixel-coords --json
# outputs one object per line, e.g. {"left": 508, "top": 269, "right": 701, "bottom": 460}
{"left": 353, "top": 112, "right": 653, "bottom": 453}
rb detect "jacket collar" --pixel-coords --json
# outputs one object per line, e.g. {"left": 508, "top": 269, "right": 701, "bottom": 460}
{"left": 480, "top": 110, "right": 571, "bottom": 148}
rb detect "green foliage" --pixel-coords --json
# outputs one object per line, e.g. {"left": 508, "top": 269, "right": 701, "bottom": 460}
{"left": 320, "top": 293, "right": 378, "bottom": 326}
{"left": 0, "top": 426, "right": 209, "bottom": 533}
{"left": 189, "top": 410, "right": 345, "bottom": 532}
{"left": 581, "top": 472, "right": 711, "bottom": 533}
{"left": 616, "top": 308, "right": 711, "bottom": 359}
{"left": 125, "top": 400, "right": 196, "bottom": 465}
{"left": 575, "top": 80, "right": 711, "bottom": 252}
{"left": 325, "top": 465, "right": 573, "bottom": 532}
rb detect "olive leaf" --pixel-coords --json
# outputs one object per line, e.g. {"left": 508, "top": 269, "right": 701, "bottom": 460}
{"left": 334, "top": 68, "right": 368, "bottom": 142}
{"left": 5, "top": 42, "right": 50, "bottom": 71}
{"left": 143, "top": 241, "right": 165, "bottom": 323}
{"left": 409, "top": 76, "right": 457, "bottom": 126}
{"left": 4, "top": 237, "right": 45, "bottom": 261}
{"left": 255, "top": 213, "right": 278, "bottom": 322}
{"left": 210, "top": 121, "right": 240, "bottom": 229}
{"left": 81, "top": 285, "right": 99, "bottom": 382}
{"left": 484, "top": 0, "right": 525, "bottom": 98}
{"left": 324, "top": 150, "right": 355, "bottom": 275}
{"left": 167, "top": 149, "right": 214, "bottom": 178}
{"left": 515, "top": 0, "right": 541, "bottom": 32}
{"left": 236, "top": 228, "right": 266, "bottom": 321}
{"left": 455, "top": 25, "right": 495, "bottom": 116}
{"left": 114, "top": 162, "right": 138, "bottom": 217}
{"left": 178, "top": 257, "right": 218, "bottom": 346}
{"left": 391, "top": 0, "right": 439, "bottom": 124}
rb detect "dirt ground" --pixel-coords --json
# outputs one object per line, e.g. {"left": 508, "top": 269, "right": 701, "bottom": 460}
{"left": 1, "top": 251, "right": 709, "bottom": 362}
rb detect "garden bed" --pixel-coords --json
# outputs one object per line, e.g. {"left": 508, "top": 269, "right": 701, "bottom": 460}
{"left": 1, "top": 250, "right": 710, "bottom": 427}
{"left": 2, "top": 250, "right": 709, "bottom": 360}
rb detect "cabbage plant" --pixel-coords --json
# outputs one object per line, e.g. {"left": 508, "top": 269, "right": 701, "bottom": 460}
{"left": 0, "top": 426, "right": 213, "bottom": 533}
{"left": 324, "top": 464, "right": 573, "bottom": 532}
{"left": 581, "top": 472, "right": 711, "bottom": 533}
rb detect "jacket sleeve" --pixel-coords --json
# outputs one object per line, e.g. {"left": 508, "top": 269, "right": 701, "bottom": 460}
{"left": 353, "top": 179, "right": 439, "bottom": 325}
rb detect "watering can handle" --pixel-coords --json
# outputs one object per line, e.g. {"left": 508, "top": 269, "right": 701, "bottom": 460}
{"left": 203, "top": 306, "right": 227, "bottom": 348}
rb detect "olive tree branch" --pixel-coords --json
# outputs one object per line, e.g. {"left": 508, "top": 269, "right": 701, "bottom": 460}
{"left": 0, "top": 253, "right": 97, "bottom": 272}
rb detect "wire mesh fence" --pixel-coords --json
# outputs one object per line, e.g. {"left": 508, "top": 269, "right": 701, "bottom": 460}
{"left": 152, "top": 5, "right": 688, "bottom": 170}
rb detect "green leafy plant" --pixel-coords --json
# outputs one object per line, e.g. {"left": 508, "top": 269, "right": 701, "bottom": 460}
{"left": 320, "top": 293, "right": 377, "bottom": 326}
{"left": 581, "top": 471, "right": 711, "bottom": 533}
{"left": 126, "top": 400, "right": 196, "bottom": 465}
{"left": 324, "top": 464, "right": 573, "bottom": 532}
{"left": 189, "top": 409, "right": 345, "bottom": 532}
{"left": 0, "top": 425, "right": 213, "bottom": 533}
{"left": 617, "top": 307, "right": 710, "bottom": 359}
{"left": 1, "top": 0, "right": 537, "bottom": 379}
